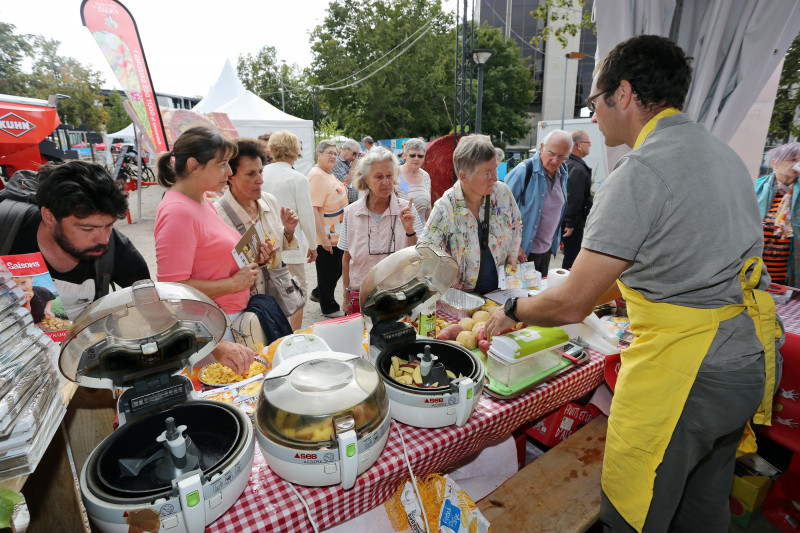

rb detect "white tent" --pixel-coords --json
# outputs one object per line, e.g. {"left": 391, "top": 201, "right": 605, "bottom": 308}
{"left": 194, "top": 60, "right": 315, "bottom": 175}
{"left": 216, "top": 90, "right": 315, "bottom": 175}
{"left": 106, "top": 123, "right": 135, "bottom": 142}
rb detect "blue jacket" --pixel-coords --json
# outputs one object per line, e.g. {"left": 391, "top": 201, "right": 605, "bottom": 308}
{"left": 755, "top": 172, "right": 800, "bottom": 285}
{"left": 505, "top": 151, "right": 569, "bottom": 257}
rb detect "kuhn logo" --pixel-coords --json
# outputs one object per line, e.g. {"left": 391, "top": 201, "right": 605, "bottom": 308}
{"left": 295, "top": 453, "right": 317, "bottom": 459}
{"left": 0, "top": 113, "right": 36, "bottom": 138}
{"left": 424, "top": 398, "right": 444, "bottom": 403}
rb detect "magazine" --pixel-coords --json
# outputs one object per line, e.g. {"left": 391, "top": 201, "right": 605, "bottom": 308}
{"left": 230, "top": 221, "right": 279, "bottom": 269}
{"left": 2, "top": 253, "right": 71, "bottom": 344}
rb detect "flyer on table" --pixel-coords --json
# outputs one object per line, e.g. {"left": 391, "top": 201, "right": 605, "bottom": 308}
{"left": 2, "top": 253, "right": 72, "bottom": 343}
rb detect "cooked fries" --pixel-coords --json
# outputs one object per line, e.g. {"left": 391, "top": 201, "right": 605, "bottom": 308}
{"left": 201, "top": 360, "right": 266, "bottom": 385}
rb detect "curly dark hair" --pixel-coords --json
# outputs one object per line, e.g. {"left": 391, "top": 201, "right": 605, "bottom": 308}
{"left": 35, "top": 160, "right": 128, "bottom": 220}
{"left": 596, "top": 35, "right": 693, "bottom": 113}
{"left": 230, "top": 138, "right": 267, "bottom": 176}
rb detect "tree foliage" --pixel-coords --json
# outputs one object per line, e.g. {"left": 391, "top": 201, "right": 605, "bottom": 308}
{"left": 474, "top": 24, "right": 536, "bottom": 146}
{"left": 309, "top": 0, "right": 455, "bottom": 140}
{"left": 530, "top": 0, "right": 594, "bottom": 48}
{"left": 770, "top": 33, "right": 800, "bottom": 141}
{"left": 0, "top": 25, "right": 109, "bottom": 132}
{"left": 105, "top": 91, "right": 131, "bottom": 133}
{"left": 237, "top": 45, "right": 313, "bottom": 119}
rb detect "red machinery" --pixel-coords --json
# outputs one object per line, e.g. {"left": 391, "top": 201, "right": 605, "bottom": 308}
{"left": 0, "top": 94, "right": 74, "bottom": 184}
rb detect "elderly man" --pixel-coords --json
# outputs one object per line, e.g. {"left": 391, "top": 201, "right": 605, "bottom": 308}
{"left": 332, "top": 138, "right": 362, "bottom": 204}
{"left": 362, "top": 136, "right": 375, "bottom": 153}
{"left": 561, "top": 129, "right": 593, "bottom": 269}
{"left": 485, "top": 35, "right": 777, "bottom": 533}
{"left": 504, "top": 129, "right": 572, "bottom": 274}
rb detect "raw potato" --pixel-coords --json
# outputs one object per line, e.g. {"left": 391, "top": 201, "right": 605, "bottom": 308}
{"left": 471, "top": 321, "right": 486, "bottom": 336}
{"left": 471, "top": 310, "right": 491, "bottom": 323}
{"left": 459, "top": 317, "right": 476, "bottom": 332}
{"left": 456, "top": 330, "right": 478, "bottom": 350}
{"left": 437, "top": 323, "right": 463, "bottom": 341}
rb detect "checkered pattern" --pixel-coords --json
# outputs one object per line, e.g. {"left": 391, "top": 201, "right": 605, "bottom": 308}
{"left": 207, "top": 351, "right": 605, "bottom": 532}
{"left": 777, "top": 299, "right": 800, "bottom": 336}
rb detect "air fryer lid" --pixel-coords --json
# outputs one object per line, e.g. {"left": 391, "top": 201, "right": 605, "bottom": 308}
{"left": 60, "top": 280, "right": 227, "bottom": 389}
{"left": 86, "top": 401, "right": 246, "bottom": 501}
{"left": 256, "top": 353, "right": 389, "bottom": 447}
{"left": 360, "top": 244, "right": 457, "bottom": 325}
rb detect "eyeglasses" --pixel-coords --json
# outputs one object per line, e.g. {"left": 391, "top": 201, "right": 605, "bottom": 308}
{"left": 322, "top": 151, "right": 338, "bottom": 157}
{"left": 578, "top": 140, "right": 591, "bottom": 145}
{"left": 407, "top": 154, "right": 424, "bottom": 159}
{"left": 545, "top": 150, "right": 569, "bottom": 162}
{"left": 368, "top": 216, "right": 396, "bottom": 255}
{"left": 586, "top": 90, "right": 609, "bottom": 112}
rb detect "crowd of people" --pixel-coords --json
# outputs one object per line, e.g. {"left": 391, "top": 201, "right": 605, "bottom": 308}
{"left": 0, "top": 32, "right": 794, "bottom": 533}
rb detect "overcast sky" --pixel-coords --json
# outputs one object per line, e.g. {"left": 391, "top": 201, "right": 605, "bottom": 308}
{"left": 2, "top": 0, "right": 460, "bottom": 98}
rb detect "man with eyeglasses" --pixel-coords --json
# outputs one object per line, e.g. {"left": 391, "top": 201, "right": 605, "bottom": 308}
{"left": 504, "top": 129, "right": 572, "bottom": 275}
{"left": 561, "top": 130, "right": 593, "bottom": 269}
{"left": 331, "top": 138, "right": 362, "bottom": 203}
{"left": 484, "top": 35, "right": 777, "bottom": 533}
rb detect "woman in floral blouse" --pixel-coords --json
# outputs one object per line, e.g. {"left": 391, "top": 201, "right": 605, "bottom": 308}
{"left": 419, "top": 135, "right": 522, "bottom": 293}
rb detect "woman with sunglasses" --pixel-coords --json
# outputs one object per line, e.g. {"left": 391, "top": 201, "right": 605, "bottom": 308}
{"left": 338, "top": 147, "right": 424, "bottom": 315}
{"left": 397, "top": 138, "right": 432, "bottom": 221}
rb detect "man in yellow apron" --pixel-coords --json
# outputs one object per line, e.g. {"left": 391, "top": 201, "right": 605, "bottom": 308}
{"left": 485, "top": 35, "right": 779, "bottom": 532}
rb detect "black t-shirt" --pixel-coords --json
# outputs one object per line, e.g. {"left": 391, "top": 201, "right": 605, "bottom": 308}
{"left": 8, "top": 208, "right": 151, "bottom": 319}
{"left": 30, "top": 285, "right": 55, "bottom": 324}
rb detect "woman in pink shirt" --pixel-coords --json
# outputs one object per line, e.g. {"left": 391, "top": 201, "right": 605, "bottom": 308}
{"left": 155, "top": 127, "right": 268, "bottom": 374}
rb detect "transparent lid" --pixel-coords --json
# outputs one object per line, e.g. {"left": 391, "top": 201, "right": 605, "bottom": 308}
{"left": 360, "top": 243, "right": 458, "bottom": 325}
{"left": 256, "top": 352, "right": 389, "bottom": 447}
{"left": 60, "top": 280, "right": 228, "bottom": 389}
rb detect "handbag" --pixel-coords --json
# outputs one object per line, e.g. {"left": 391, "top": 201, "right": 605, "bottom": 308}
{"left": 218, "top": 195, "right": 305, "bottom": 316}
{"left": 231, "top": 294, "right": 292, "bottom": 349}
{"left": 262, "top": 264, "right": 305, "bottom": 316}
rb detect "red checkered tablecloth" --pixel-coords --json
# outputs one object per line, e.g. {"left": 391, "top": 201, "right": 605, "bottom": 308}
{"left": 206, "top": 351, "right": 604, "bottom": 532}
{"left": 777, "top": 298, "right": 800, "bottom": 336}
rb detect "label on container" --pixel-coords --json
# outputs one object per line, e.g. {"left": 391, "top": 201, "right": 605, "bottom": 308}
{"left": 416, "top": 299, "right": 437, "bottom": 338}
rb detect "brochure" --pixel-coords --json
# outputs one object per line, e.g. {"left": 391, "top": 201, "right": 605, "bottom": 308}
{"left": 498, "top": 262, "right": 542, "bottom": 290}
{"left": 231, "top": 221, "right": 277, "bottom": 268}
{"left": 1, "top": 253, "right": 71, "bottom": 343}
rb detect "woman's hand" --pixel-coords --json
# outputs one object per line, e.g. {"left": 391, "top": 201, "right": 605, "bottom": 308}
{"left": 400, "top": 198, "right": 416, "bottom": 234}
{"left": 307, "top": 248, "right": 318, "bottom": 263}
{"left": 506, "top": 254, "right": 518, "bottom": 271}
{"left": 230, "top": 263, "right": 259, "bottom": 292}
{"left": 517, "top": 247, "right": 527, "bottom": 264}
{"left": 321, "top": 238, "right": 333, "bottom": 254}
{"left": 212, "top": 340, "right": 256, "bottom": 375}
{"left": 258, "top": 240, "right": 278, "bottom": 266}
{"left": 281, "top": 207, "right": 299, "bottom": 235}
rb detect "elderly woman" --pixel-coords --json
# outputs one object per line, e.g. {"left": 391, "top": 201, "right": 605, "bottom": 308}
{"left": 338, "top": 147, "right": 424, "bottom": 315}
{"left": 397, "top": 138, "right": 432, "bottom": 221}
{"left": 155, "top": 126, "right": 260, "bottom": 374}
{"left": 213, "top": 138, "right": 300, "bottom": 313}
{"left": 419, "top": 135, "right": 522, "bottom": 293}
{"left": 756, "top": 142, "right": 800, "bottom": 285}
{"left": 308, "top": 140, "right": 349, "bottom": 318}
{"left": 261, "top": 131, "right": 316, "bottom": 330}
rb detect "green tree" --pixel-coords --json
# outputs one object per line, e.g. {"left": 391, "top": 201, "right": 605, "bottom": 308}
{"left": 0, "top": 22, "right": 32, "bottom": 94}
{"left": 474, "top": 24, "right": 536, "bottom": 145}
{"left": 105, "top": 91, "right": 131, "bottom": 133}
{"left": 309, "top": 0, "right": 455, "bottom": 140}
{"left": 26, "top": 37, "right": 109, "bottom": 133}
{"left": 770, "top": 33, "right": 800, "bottom": 141}
{"left": 530, "top": 0, "right": 594, "bottom": 48}
{"left": 237, "top": 45, "right": 313, "bottom": 119}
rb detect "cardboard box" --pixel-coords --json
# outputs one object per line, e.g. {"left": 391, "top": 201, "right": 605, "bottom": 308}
{"left": 525, "top": 402, "right": 594, "bottom": 447}
{"left": 524, "top": 438, "right": 547, "bottom": 466}
{"left": 730, "top": 474, "right": 773, "bottom": 527}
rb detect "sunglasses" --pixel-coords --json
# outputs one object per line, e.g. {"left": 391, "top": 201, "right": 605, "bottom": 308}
{"left": 407, "top": 154, "right": 424, "bottom": 159}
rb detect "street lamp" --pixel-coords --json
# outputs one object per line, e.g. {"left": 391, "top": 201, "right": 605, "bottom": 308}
{"left": 561, "top": 52, "right": 586, "bottom": 129}
{"left": 280, "top": 60, "right": 286, "bottom": 113}
{"left": 471, "top": 48, "right": 496, "bottom": 134}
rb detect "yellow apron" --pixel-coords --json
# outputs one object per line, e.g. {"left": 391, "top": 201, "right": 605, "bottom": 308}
{"left": 603, "top": 257, "right": 777, "bottom": 532}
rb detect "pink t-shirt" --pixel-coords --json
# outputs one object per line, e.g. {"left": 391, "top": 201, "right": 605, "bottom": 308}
{"left": 155, "top": 190, "right": 249, "bottom": 314}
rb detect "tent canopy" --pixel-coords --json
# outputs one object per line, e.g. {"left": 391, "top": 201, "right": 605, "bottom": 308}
{"left": 193, "top": 59, "right": 246, "bottom": 113}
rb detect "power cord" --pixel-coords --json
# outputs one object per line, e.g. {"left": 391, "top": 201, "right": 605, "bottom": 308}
{"left": 287, "top": 481, "right": 320, "bottom": 533}
{"left": 393, "top": 419, "right": 430, "bottom": 533}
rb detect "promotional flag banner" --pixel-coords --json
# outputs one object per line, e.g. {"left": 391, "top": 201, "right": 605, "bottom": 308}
{"left": 80, "top": 0, "right": 169, "bottom": 152}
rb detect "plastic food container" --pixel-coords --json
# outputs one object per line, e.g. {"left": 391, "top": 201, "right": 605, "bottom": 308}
{"left": 486, "top": 326, "right": 570, "bottom": 387}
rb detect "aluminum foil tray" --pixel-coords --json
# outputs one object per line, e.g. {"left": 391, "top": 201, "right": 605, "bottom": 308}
{"left": 436, "top": 288, "right": 485, "bottom": 320}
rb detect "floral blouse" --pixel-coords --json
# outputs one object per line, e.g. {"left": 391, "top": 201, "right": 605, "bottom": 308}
{"left": 419, "top": 180, "right": 522, "bottom": 292}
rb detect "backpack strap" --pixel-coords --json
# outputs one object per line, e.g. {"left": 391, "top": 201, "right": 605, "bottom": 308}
{"left": 0, "top": 201, "right": 37, "bottom": 255}
{"left": 520, "top": 159, "right": 534, "bottom": 207}
{"left": 217, "top": 196, "right": 247, "bottom": 235}
{"left": 94, "top": 230, "right": 116, "bottom": 299}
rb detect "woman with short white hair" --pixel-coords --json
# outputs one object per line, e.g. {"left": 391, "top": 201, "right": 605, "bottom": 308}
{"left": 419, "top": 135, "right": 522, "bottom": 293}
{"left": 338, "top": 147, "right": 423, "bottom": 314}
{"left": 397, "top": 138, "right": 432, "bottom": 221}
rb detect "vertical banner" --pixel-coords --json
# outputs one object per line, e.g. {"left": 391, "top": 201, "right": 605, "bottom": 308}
{"left": 80, "top": 0, "right": 169, "bottom": 152}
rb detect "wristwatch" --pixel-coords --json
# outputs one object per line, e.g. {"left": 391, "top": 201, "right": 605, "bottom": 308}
{"left": 504, "top": 297, "right": 520, "bottom": 322}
